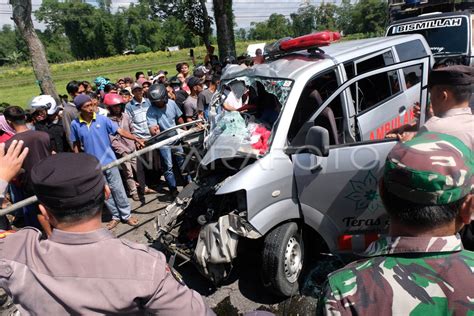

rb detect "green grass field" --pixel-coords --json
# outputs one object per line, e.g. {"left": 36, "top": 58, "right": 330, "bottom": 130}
{"left": 0, "top": 42, "right": 253, "bottom": 107}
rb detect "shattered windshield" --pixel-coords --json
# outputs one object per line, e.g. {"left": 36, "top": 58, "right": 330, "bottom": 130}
{"left": 201, "top": 76, "right": 293, "bottom": 165}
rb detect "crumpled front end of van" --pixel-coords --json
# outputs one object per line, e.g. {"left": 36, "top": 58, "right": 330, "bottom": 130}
{"left": 156, "top": 114, "right": 266, "bottom": 283}
{"left": 155, "top": 70, "right": 295, "bottom": 283}
{"left": 155, "top": 159, "right": 261, "bottom": 283}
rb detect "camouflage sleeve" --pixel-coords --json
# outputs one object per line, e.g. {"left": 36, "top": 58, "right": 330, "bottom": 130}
{"left": 317, "top": 281, "right": 343, "bottom": 316}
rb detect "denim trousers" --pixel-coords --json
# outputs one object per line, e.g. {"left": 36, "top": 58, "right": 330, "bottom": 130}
{"left": 159, "top": 145, "right": 190, "bottom": 190}
{"left": 104, "top": 167, "right": 131, "bottom": 221}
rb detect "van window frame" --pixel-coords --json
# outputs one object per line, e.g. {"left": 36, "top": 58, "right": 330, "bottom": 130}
{"left": 350, "top": 48, "right": 403, "bottom": 115}
{"left": 301, "top": 57, "right": 430, "bottom": 147}
{"left": 287, "top": 67, "right": 345, "bottom": 146}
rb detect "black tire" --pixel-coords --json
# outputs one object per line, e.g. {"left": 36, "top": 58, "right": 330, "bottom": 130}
{"left": 261, "top": 222, "right": 304, "bottom": 297}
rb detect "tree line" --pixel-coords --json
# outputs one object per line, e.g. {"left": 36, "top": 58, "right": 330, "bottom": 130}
{"left": 2, "top": 0, "right": 220, "bottom": 65}
{"left": 1, "top": 0, "right": 388, "bottom": 66}
{"left": 239, "top": 0, "right": 388, "bottom": 41}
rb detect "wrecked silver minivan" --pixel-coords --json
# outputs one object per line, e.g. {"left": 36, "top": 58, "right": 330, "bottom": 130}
{"left": 156, "top": 32, "right": 433, "bottom": 296}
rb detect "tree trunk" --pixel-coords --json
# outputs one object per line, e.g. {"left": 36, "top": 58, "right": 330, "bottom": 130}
{"left": 212, "top": 0, "right": 236, "bottom": 61}
{"left": 199, "top": 0, "right": 211, "bottom": 49}
{"left": 10, "top": 0, "right": 59, "bottom": 103}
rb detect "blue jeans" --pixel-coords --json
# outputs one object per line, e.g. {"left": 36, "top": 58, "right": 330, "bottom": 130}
{"left": 204, "top": 105, "right": 209, "bottom": 121}
{"left": 159, "top": 145, "right": 191, "bottom": 190}
{"left": 104, "top": 167, "right": 131, "bottom": 221}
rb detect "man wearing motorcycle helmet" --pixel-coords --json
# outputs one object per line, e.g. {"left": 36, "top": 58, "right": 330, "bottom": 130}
{"left": 29, "top": 95, "right": 59, "bottom": 124}
{"left": 29, "top": 95, "right": 68, "bottom": 153}
{"left": 146, "top": 84, "right": 190, "bottom": 196}
{"left": 103, "top": 94, "right": 141, "bottom": 202}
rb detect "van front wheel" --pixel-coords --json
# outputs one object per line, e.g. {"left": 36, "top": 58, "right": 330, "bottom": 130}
{"left": 261, "top": 222, "right": 304, "bottom": 297}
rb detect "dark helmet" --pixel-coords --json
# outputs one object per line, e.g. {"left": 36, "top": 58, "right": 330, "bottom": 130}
{"left": 147, "top": 84, "right": 168, "bottom": 104}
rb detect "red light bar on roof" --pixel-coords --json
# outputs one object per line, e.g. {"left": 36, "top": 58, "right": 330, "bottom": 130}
{"left": 280, "top": 31, "right": 341, "bottom": 51}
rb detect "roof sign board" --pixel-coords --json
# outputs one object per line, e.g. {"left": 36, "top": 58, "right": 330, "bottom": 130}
{"left": 390, "top": 17, "right": 462, "bottom": 34}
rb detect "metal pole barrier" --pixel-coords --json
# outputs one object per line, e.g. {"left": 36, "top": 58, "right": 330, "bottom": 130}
{"left": 0, "top": 120, "right": 205, "bottom": 217}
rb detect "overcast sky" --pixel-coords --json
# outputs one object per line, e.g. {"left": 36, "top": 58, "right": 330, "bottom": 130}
{"left": 0, "top": 0, "right": 337, "bottom": 29}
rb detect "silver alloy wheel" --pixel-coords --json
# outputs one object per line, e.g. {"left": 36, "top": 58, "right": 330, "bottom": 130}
{"left": 284, "top": 236, "right": 302, "bottom": 283}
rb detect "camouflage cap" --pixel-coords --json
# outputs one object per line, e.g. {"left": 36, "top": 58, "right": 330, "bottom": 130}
{"left": 384, "top": 132, "right": 473, "bottom": 205}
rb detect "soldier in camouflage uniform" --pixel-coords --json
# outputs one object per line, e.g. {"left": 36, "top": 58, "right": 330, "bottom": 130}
{"left": 318, "top": 132, "right": 474, "bottom": 315}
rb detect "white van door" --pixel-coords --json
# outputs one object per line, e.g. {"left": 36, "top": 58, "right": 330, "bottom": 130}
{"left": 290, "top": 58, "right": 430, "bottom": 252}
{"left": 355, "top": 64, "right": 423, "bottom": 141}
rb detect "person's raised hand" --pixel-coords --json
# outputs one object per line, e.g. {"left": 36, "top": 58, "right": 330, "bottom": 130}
{"left": 135, "top": 137, "right": 145, "bottom": 149}
{"left": 0, "top": 140, "right": 29, "bottom": 183}
{"left": 399, "top": 131, "right": 417, "bottom": 142}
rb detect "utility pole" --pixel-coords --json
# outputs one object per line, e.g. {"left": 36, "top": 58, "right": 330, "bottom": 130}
{"left": 212, "top": 0, "right": 236, "bottom": 61}
{"left": 10, "top": 0, "right": 59, "bottom": 102}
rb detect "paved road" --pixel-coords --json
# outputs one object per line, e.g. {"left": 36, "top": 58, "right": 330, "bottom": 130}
{"left": 0, "top": 189, "right": 344, "bottom": 315}
{"left": 111, "top": 190, "right": 343, "bottom": 315}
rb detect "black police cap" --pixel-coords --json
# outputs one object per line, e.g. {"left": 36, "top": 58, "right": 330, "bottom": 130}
{"left": 428, "top": 65, "right": 474, "bottom": 87}
{"left": 31, "top": 153, "right": 105, "bottom": 210}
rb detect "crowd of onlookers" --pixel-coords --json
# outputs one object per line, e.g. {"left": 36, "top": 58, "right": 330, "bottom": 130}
{"left": 0, "top": 45, "right": 269, "bottom": 234}
{"left": 0, "top": 47, "right": 243, "bottom": 232}
{"left": 0, "top": 42, "right": 472, "bottom": 315}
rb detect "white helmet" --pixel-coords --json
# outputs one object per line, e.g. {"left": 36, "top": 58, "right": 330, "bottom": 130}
{"left": 29, "top": 95, "right": 58, "bottom": 115}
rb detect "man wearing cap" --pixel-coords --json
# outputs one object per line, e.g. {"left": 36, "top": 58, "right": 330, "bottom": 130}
{"left": 125, "top": 82, "right": 159, "bottom": 198}
{"left": 183, "top": 76, "right": 205, "bottom": 122}
{"left": 197, "top": 74, "right": 219, "bottom": 121}
{"left": 137, "top": 78, "right": 152, "bottom": 97}
{"left": 155, "top": 70, "right": 168, "bottom": 84}
{"left": 419, "top": 65, "right": 474, "bottom": 148}
{"left": 193, "top": 66, "right": 208, "bottom": 82}
{"left": 147, "top": 84, "right": 190, "bottom": 196}
{"left": 388, "top": 65, "right": 473, "bottom": 148}
{"left": 117, "top": 78, "right": 126, "bottom": 90}
{"left": 70, "top": 94, "right": 144, "bottom": 229}
{"left": 317, "top": 132, "right": 474, "bottom": 315}
{"left": 125, "top": 82, "right": 152, "bottom": 141}
{"left": 0, "top": 152, "right": 214, "bottom": 315}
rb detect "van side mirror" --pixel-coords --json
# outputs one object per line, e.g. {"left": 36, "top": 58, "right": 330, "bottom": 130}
{"left": 305, "top": 126, "right": 330, "bottom": 157}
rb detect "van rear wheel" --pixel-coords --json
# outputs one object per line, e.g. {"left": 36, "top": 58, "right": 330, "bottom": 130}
{"left": 261, "top": 222, "right": 304, "bottom": 297}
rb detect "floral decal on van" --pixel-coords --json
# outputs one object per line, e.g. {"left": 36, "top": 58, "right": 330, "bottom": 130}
{"left": 345, "top": 171, "right": 383, "bottom": 213}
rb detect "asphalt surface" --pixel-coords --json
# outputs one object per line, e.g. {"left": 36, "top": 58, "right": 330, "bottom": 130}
{"left": 0, "top": 187, "right": 345, "bottom": 316}
{"left": 109, "top": 189, "right": 344, "bottom": 315}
